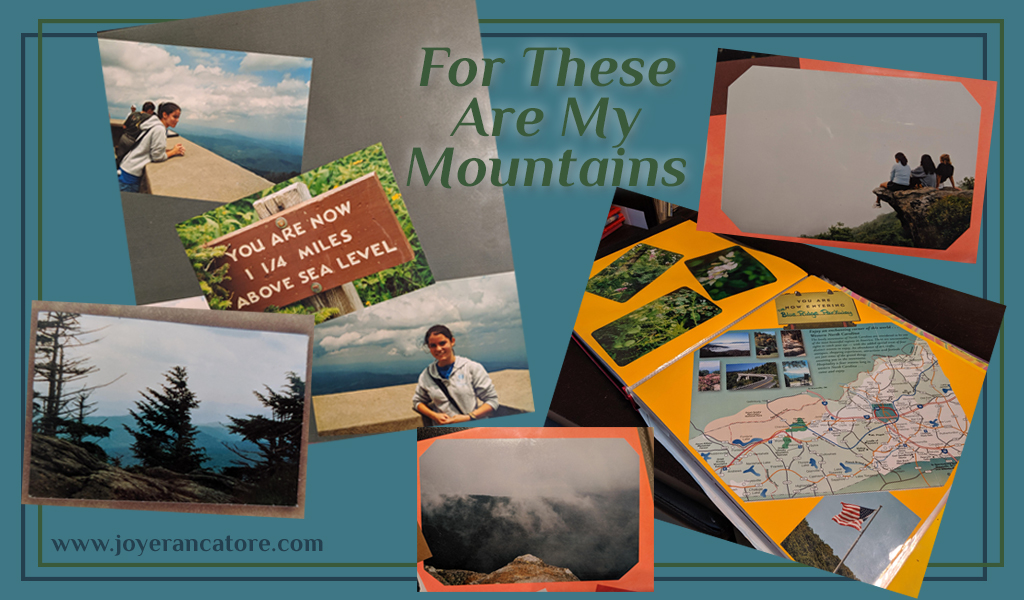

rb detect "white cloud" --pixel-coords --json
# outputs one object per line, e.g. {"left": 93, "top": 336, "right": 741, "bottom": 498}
{"left": 315, "top": 273, "right": 522, "bottom": 358}
{"left": 239, "top": 53, "right": 311, "bottom": 72}
{"left": 98, "top": 39, "right": 312, "bottom": 136}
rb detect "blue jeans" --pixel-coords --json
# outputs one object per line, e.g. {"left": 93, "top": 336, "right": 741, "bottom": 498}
{"left": 118, "top": 170, "right": 141, "bottom": 193}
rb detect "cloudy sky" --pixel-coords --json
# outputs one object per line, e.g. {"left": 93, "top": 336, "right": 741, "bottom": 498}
{"left": 803, "top": 492, "right": 919, "bottom": 584}
{"left": 36, "top": 313, "right": 309, "bottom": 424}
{"left": 420, "top": 438, "right": 639, "bottom": 500}
{"left": 98, "top": 39, "right": 312, "bottom": 147}
{"left": 705, "top": 331, "right": 750, "bottom": 352}
{"left": 313, "top": 272, "right": 527, "bottom": 374}
{"left": 721, "top": 66, "right": 982, "bottom": 238}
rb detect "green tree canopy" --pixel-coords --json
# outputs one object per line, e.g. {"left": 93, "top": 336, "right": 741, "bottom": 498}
{"left": 125, "top": 366, "right": 208, "bottom": 473}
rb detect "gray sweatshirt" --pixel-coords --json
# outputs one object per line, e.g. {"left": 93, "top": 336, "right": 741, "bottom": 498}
{"left": 412, "top": 356, "right": 499, "bottom": 417}
{"left": 119, "top": 115, "right": 169, "bottom": 177}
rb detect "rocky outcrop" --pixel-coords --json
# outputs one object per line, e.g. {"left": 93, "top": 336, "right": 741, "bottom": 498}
{"left": 425, "top": 554, "right": 581, "bottom": 586}
{"left": 28, "top": 433, "right": 248, "bottom": 503}
{"left": 872, "top": 187, "right": 973, "bottom": 249}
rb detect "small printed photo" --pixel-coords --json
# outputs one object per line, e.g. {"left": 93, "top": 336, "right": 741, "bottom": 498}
{"left": 783, "top": 360, "right": 813, "bottom": 387}
{"left": 698, "top": 49, "right": 996, "bottom": 262}
{"left": 22, "top": 302, "right": 312, "bottom": 517}
{"left": 585, "top": 243, "right": 683, "bottom": 303}
{"left": 699, "top": 330, "right": 751, "bottom": 358}
{"left": 754, "top": 330, "right": 779, "bottom": 358}
{"left": 685, "top": 246, "right": 777, "bottom": 301}
{"left": 725, "top": 362, "right": 779, "bottom": 390}
{"left": 697, "top": 361, "right": 721, "bottom": 392}
{"left": 782, "top": 329, "right": 807, "bottom": 357}
{"left": 176, "top": 143, "right": 434, "bottom": 321}
{"left": 781, "top": 492, "right": 922, "bottom": 589}
{"left": 417, "top": 428, "right": 654, "bottom": 592}
{"left": 99, "top": 39, "right": 312, "bottom": 201}
{"left": 311, "top": 272, "right": 533, "bottom": 439}
{"left": 592, "top": 287, "right": 722, "bottom": 366}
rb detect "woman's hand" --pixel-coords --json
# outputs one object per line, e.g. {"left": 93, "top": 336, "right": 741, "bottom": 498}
{"left": 168, "top": 144, "right": 185, "bottom": 158}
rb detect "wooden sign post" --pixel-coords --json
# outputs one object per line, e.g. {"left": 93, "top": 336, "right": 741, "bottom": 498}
{"left": 203, "top": 172, "right": 414, "bottom": 313}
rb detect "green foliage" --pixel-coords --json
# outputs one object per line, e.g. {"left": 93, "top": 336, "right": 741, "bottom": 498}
{"left": 725, "top": 362, "right": 778, "bottom": 390}
{"left": 175, "top": 143, "right": 434, "bottom": 318}
{"left": 125, "top": 366, "right": 208, "bottom": 473}
{"left": 754, "top": 332, "right": 778, "bottom": 357}
{"left": 960, "top": 176, "right": 974, "bottom": 190}
{"left": 781, "top": 519, "right": 859, "bottom": 580}
{"left": 926, "top": 194, "right": 973, "bottom": 249}
{"left": 807, "top": 213, "right": 913, "bottom": 247}
{"left": 33, "top": 312, "right": 114, "bottom": 456}
{"left": 686, "top": 247, "right": 776, "bottom": 301}
{"left": 809, "top": 222, "right": 854, "bottom": 242}
{"left": 222, "top": 373, "right": 305, "bottom": 506}
{"left": 593, "top": 287, "right": 721, "bottom": 366}
{"left": 585, "top": 243, "right": 683, "bottom": 302}
{"left": 314, "top": 308, "right": 341, "bottom": 324}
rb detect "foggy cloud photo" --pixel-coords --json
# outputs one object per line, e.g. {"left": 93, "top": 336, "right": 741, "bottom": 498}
{"left": 419, "top": 437, "right": 640, "bottom": 581}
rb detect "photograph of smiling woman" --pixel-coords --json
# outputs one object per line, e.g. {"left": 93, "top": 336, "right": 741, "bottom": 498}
{"left": 309, "top": 272, "right": 534, "bottom": 439}
{"left": 412, "top": 324, "right": 498, "bottom": 425}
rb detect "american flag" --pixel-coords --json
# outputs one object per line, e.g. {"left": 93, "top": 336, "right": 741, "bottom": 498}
{"left": 832, "top": 502, "right": 876, "bottom": 531}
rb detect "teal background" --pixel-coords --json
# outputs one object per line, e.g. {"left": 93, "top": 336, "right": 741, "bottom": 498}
{"left": 1, "top": 1, "right": 1014, "bottom": 597}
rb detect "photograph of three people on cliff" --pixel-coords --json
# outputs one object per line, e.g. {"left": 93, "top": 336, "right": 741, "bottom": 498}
{"left": 705, "top": 50, "right": 996, "bottom": 260}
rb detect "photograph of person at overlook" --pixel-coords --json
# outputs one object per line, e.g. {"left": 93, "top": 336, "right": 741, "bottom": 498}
{"left": 99, "top": 39, "right": 312, "bottom": 202}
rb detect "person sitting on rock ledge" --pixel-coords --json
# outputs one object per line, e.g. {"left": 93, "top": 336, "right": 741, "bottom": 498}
{"left": 910, "top": 154, "right": 938, "bottom": 189}
{"left": 936, "top": 154, "right": 958, "bottom": 190}
{"left": 877, "top": 152, "right": 911, "bottom": 207}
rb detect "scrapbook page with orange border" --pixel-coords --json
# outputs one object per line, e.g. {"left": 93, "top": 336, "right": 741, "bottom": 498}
{"left": 697, "top": 52, "right": 996, "bottom": 263}
{"left": 634, "top": 277, "right": 987, "bottom": 596}
{"left": 416, "top": 427, "right": 654, "bottom": 592}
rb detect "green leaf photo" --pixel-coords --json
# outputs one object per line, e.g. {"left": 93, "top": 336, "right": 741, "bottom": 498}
{"left": 592, "top": 287, "right": 722, "bottom": 366}
{"left": 585, "top": 243, "right": 683, "bottom": 303}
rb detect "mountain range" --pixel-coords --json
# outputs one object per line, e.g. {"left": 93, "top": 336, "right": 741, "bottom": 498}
{"left": 173, "top": 126, "right": 303, "bottom": 182}
{"left": 84, "top": 415, "right": 260, "bottom": 472}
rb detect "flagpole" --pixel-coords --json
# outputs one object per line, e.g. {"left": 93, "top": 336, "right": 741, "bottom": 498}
{"left": 833, "top": 505, "right": 883, "bottom": 574}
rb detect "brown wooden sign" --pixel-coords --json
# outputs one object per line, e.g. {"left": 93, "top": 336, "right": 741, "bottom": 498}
{"left": 204, "top": 173, "right": 414, "bottom": 312}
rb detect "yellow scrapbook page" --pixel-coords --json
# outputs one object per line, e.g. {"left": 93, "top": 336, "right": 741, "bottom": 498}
{"left": 633, "top": 276, "right": 986, "bottom": 595}
{"left": 574, "top": 220, "right": 807, "bottom": 388}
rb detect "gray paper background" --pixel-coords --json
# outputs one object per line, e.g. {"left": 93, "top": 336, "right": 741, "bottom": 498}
{"left": 102, "top": 0, "right": 512, "bottom": 304}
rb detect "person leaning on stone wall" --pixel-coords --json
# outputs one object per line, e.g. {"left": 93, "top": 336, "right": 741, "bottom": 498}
{"left": 117, "top": 102, "right": 186, "bottom": 193}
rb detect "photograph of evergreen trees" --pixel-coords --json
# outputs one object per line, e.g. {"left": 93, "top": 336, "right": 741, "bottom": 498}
{"left": 22, "top": 303, "right": 312, "bottom": 516}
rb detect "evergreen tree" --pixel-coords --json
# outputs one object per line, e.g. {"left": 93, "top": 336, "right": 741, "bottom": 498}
{"left": 223, "top": 373, "right": 305, "bottom": 504}
{"left": 225, "top": 372, "right": 304, "bottom": 472}
{"left": 125, "top": 366, "right": 208, "bottom": 473}
{"left": 33, "top": 312, "right": 118, "bottom": 449}
{"left": 62, "top": 390, "right": 113, "bottom": 460}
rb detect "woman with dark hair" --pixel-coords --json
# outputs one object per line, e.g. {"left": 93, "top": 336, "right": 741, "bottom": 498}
{"left": 117, "top": 101, "right": 186, "bottom": 193}
{"left": 937, "top": 154, "right": 958, "bottom": 190}
{"left": 412, "top": 324, "right": 498, "bottom": 424}
{"left": 910, "top": 154, "right": 938, "bottom": 188}
{"left": 877, "top": 152, "right": 912, "bottom": 206}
